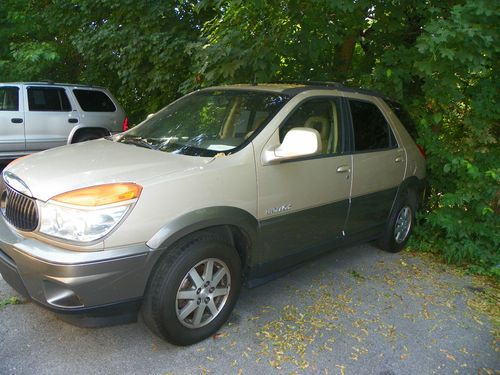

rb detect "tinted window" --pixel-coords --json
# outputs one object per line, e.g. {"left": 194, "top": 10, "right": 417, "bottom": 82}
{"left": 280, "top": 98, "right": 342, "bottom": 155}
{"left": 349, "top": 99, "right": 396, "bottom": 151}
{"left": 0, "top": 87, "right": 19, "bottom": 111}
{"left": 73, "top": 89, "right": 116, "bottom": 112}
{"left": 386, "top": 100, "right": 418, "bottom": 140}
{"left": 28, "top": 87, "right": 71, "bottom": 111}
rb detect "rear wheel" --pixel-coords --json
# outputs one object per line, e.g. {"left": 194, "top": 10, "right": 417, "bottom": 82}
{"left": 141, "top": 234, "right": 241, "bottom": 345}
{"left": 378, "top": 192, "right": 415, "bottom": 253}
{"left": 73, "top": 130, "right": 105, "bottom": 143}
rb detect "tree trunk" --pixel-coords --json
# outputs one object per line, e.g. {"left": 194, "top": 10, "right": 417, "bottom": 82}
{"left": 335, "top": 34, "right": 357, "bottom": 81}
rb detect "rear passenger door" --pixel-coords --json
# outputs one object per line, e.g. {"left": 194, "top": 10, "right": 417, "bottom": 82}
{"left": 344, "top": 97, "right": 405, "bottom": 238}
{"left": 0, "top": 86, "right": 25, "bottom": 153}
{"left": 24, "top": 86, "right": 79, "bottom": 151}
{"left": 72, "top": 89, "right": 121, "bottom": 132}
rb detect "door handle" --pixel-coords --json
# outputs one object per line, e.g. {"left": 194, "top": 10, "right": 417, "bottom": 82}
{"left": 11, "top": 118, "right": 23, "bottom": 124}
{"left": 395, "top": 157, "right": 405, "bottom": 163}
{"left": 336, "top": 165, "right": 351, "bottom": 173}
{"left": 68, "top": 118, "right": 78, "bottom": 123}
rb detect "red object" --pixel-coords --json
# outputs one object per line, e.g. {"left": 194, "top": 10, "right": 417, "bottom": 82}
{"left": 416, "top": 144, "right": 426, "bottom": 159}
{"left": 122, "top": 117, "right": 129, "bottom": 132}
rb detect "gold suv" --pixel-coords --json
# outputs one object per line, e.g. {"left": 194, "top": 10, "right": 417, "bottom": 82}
{"left": 0, "top": 83, "right": 425, "bottom": 345}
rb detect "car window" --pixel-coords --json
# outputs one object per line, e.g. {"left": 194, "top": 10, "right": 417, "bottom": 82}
{"left": 0, "top": 87, "right": 19, "bottom": 111}
{"left": 73, "top": 89, "right": 116, "bottom": 112}
{"left": 349, "top": 99, "right": 396, "bottom": 151}
{"left": 119, "top": 90, "right": 290, "bottom": 157}
{"left": 27, "top": 87, "right": 71, "bottom": 111}
{"left": 385, "top": 100, "right": 418, "bottom": 140}
{"left": 280, "top": 98, "right": 342, "bottom": 155}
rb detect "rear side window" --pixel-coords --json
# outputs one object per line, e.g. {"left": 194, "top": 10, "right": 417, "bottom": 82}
{"left": 386, "top": 100, "right": 418, "bottom": 140}
{"left": 73, "top": 89, "right": 116, "bottom": 112}
{"left": 0, "top": 87, "right": 19, "bottom": 111}
{"left": 28, "top": 87, "right": 71, "bottom": 111}
{"left": 349, "top": 99, "right": 396, "bottom": 152}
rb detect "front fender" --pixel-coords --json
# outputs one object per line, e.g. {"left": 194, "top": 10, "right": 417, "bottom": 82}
{"left": 146, "top": 206, "right": 259, "bottom": 251}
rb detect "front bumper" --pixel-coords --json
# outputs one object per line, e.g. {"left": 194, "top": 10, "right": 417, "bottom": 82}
{"left": 0, "top": 215, "right": 158, "bottom": 326}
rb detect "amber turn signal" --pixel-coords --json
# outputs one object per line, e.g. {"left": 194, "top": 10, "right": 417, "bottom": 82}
{"left": 52, "top": 183, "right": 142, "bottom": 206}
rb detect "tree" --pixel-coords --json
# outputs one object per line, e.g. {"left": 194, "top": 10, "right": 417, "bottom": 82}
{"left": 186, "top": 0, "right": 499, "bottom": 275}
{"left": 0, "top": 0, "right": 497, "bottom": 274}
{"left": 0, "top": 0, "right": 215, "bottom": 122}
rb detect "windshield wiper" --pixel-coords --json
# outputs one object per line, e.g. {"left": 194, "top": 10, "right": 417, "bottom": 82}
{"left": 120, "top": 137, "right": 156, "bottom": 150}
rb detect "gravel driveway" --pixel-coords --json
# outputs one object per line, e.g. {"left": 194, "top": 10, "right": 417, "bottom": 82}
{"left": 0, "top": 243, "right": 498, "bottom": 375}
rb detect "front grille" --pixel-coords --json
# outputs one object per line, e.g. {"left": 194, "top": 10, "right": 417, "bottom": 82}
{"left": 1, "top": 185, "right": 39, "bottom": 231}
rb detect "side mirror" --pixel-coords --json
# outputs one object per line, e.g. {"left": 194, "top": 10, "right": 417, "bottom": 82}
{"left": 263, "top": 127, "right": 322, "bottom": 165}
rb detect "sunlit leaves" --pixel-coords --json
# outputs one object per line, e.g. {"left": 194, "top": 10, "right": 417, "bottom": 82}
{"left": 0, "top": 0, "right": 497, "bottom": 274}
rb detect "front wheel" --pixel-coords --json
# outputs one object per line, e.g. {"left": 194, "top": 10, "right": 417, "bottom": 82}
{"left": 141, "top": 234, "right": 241, "bottom": 345}
{"left": 378, "top": 193, "right": 415, "bottom": 253}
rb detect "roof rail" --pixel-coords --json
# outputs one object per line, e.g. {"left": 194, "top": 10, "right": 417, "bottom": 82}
{"left": 339, "top": 86, "right": 390, "bottom": 99}
{"left": 22, "top": 81, "right": 104, "bottom": 89}
{"left": 276, "top": 80, "right": 390, "bottom": 99}
{"left": 270, "top": 80, "right": 344, "bottom": 88}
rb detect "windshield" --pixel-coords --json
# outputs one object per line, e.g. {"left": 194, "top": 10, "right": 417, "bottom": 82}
{"left": 117, "top": 90, "right": 290, "bottom": 157}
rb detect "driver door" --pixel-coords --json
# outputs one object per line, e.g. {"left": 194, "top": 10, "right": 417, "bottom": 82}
{"left": 255, "top": 97, "right": 352, "bottom": 266}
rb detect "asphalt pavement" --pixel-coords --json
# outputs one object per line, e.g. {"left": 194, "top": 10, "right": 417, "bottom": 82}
{"left": 0, "top": 243, "right": 498, "bottom": 375}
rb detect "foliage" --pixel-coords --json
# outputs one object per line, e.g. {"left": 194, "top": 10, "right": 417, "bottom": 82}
{"left": 404, "top": 1, "right": 499, "bottom": 277}
{"left": 0, "top": 0, "right": 215, "bottom": 123}
{"left": 189, "top": 0, "right": 499, "bottom": 276}
{"left": 0, "top": 0, "right": 497, "bottom": 275}
{"left": 0, "top": 296, "right": 21, "bottom": 309}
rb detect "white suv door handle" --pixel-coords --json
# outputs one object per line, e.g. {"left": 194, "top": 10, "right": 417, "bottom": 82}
{"left": 336, "top": 165, "right": 351, "bottom": 173}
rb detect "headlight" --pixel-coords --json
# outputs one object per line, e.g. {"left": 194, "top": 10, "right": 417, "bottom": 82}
{"left": 39, "top": 183, "right": 142, "bottom": 243}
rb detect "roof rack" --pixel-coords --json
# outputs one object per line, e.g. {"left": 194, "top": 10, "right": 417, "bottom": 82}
{"left": 270, "top": 80, "right": 344, "bottom": 88}
{"left": 339, "top": 86, "right": 389, "bottom": 99}
{"left": 22, "top": 82, "right": 104, "bottom": 89}
{"left": 273, "top": 80, "right": 390, "bottom": 99}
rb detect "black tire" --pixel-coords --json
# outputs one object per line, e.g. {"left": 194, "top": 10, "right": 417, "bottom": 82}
{"left": 141, "top": 234, "right": 241, "bottom": 346}
{"left": 378, "top": 192, "right": 415, "bottom": 253}
{"left": 73, "top": 130, "right": 104, "bottom": 143}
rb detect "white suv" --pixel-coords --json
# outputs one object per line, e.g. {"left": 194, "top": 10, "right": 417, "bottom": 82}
{"left": 0, "top": 83, "right": 425, "bottom": 345}
{"left": 0, "top": 82, "right": 127, "bottom": 161}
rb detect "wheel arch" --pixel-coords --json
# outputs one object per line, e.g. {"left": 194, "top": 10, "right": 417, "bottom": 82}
{"left": 68, "top": 126, "right": 111, "bottom": 144}
{"left": 392, "top": 176, "right": 425, "bottom": 214}
{"left": 146, "top": 206, "right": 259, "bottom": 271}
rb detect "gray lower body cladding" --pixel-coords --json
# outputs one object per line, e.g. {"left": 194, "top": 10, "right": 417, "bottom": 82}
{"left": 0, "top": 184, "right": 414, "bottom": 326}
{"left": 0, "top": 217, "right": 157, "bottom": 326}
{"left": 247, "top": 187, "right": 399, "bottom": 283}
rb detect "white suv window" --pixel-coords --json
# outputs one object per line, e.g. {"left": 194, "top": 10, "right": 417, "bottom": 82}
{"left": 0, "top": 87, "right": 19, "bottom": 111}
{"left": 27, "top": 87, "right": 72, "bottom": 112}
{"left": 73, "top": 89, "right": 116, "bottom": 112}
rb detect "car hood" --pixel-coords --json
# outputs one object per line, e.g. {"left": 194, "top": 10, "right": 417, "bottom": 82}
{"left": 4, "top": 139, "right": 210, "bottom": 201}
